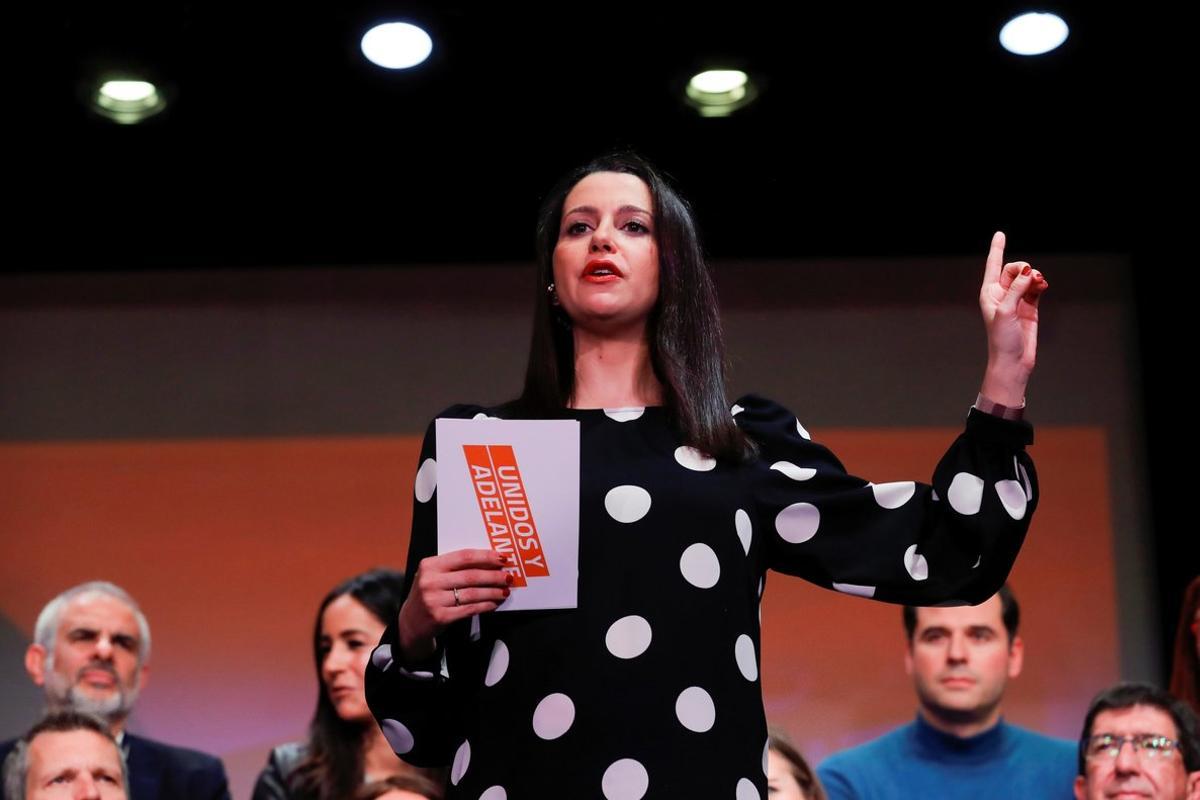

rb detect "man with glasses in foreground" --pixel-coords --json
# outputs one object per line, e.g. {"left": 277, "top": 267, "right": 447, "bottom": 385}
{"left": 1075, "top": 682, "right": 1200, "bottom": 800}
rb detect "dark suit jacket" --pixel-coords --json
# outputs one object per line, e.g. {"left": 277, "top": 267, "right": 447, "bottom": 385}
{"left": 1, "top": 732, "right": 231, "bottom": 800}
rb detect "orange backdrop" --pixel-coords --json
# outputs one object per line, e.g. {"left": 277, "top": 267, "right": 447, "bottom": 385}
{"left": 0, "top": 426, "right": 1113, "bottom": 798}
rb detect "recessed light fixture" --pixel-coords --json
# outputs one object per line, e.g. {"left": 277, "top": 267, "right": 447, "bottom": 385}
{"left": 999, "top": 12, "right": 1069, "bottom": 56}
{"left": 685, "top": 69, "right": 756, "bottom": 118}
{"left": 361, "top": 22, "right": 433, "bottom": 70}
{"left": 92, "top": 79, "right": 167, "bottom": 124}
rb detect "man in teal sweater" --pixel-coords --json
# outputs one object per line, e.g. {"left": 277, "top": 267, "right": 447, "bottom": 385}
{"left": 817, "top": 586, "right": 1075, "bottom": 799}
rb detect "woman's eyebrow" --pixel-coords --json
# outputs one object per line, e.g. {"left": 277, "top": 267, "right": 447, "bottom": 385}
{"left": 563, "top": 204, "right": 652, "bottom": 217}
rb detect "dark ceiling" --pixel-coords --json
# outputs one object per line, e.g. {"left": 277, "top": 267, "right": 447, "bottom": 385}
{"left": 16, "top": 3, "right": 1155, "bottom": 270}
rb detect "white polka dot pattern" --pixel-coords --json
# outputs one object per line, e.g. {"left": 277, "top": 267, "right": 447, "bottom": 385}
{"left": 947, "top": 472, "right": 984, "bottom": 515}
{"left": 383, "top": 396, "right": 1037, "bottom": 795}
{"left": 903, "top": 544, "right": 929, "bottom": 581}
{"left": 675, "top": 686, "right": 716, "bottom": 732}
{"left": 735, "top": 509, "right": 752, "bottom": 555}
{"left": 995, "top": 479, "right": 1027, "bottom": 520}
{"left": 833, "top": 582, "right": 876, "bottom": 598}
{"left": 371, "top": 644, "right": 393, "bottom": 672}
{"left": 484, "top": 640, "right": 509, "bottom": 687}
{"left": 775, "top": 503, "right": 820, "bottom": 543}
{"left": 532, "top": 693, "right": 575, "bottom": 740}
{"left": 605, "top": 485, "right": 652, "bottom": 523}
{"left": 871, "top": 481, "right": 915, "bottom": 509}
{"left": 735, "top": 634, "right": 757, "bottom": 681}
{"left": 602, "top": 759, "right": 649, "bottom": 800}
{"left": 606, "top": 616, "right": 653, "bottom": 659}
{"left": 770, "top": 461, "right": 816, "bottom": 481}
{"left": 380, "top": 719, "right": 414, "bottom": 754}
{"left": 675, "top": 446, "right": 717, "bottom": 472}
{"left": 679, "top": 543, "right": 721, "bottom": 588}
{"left": 414, "top": 458, "right": 437, "bottom": 503}
{"left": 451, "top": 739, "right": 470, "bottom": 785}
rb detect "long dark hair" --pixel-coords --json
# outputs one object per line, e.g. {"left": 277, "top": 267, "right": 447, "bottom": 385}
{"left": 512, "top": 152, "right": 752, "bottom": 462}
{"left": 1170, "top": 576, "right": 1200, "bottom": 716}
{"left": 290, "top": 568, "right": 406, "bottom": 800}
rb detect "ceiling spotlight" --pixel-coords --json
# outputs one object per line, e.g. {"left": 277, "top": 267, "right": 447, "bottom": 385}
{"left": 92, "top": 79, "right": 166, "bottom": 124}
{"left": 999, "top": 12, "right": 1069, "bottom": 56}
{"left": 361, "top": 22, "right": 433, "bottom": 70}
{"left": 685, "top": 69, "right": 756, "bottom": 118}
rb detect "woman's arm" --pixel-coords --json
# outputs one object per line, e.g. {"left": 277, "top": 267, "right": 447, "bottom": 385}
{"left": 742, "top": 233, "right": 1047, "bottom": 606}
{"left": 366, "top": 409, "right": 509, "bottom": 768}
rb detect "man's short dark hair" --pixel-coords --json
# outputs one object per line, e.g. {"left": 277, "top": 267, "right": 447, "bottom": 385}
{"left": 2, "top": 711, "right": 126, "bottom": 800}
{"left": 1076, "top": 682, "right": 1200, "bottom": 775}
{"left": 902, "top": 583, "right": 1020, "bottom": 643}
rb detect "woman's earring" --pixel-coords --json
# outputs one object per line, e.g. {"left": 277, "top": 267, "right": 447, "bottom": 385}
{"left": 547, "top": 282, "right": 571, "bottom": 328}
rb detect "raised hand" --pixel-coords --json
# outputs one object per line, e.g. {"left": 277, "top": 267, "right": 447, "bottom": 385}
{"left": 978, "top": 231, "right": 1047, "bottom": 406}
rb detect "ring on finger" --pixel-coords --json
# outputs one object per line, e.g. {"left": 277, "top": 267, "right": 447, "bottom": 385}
{"left": 452, "top": 586, "right": 461, "bottom": 607}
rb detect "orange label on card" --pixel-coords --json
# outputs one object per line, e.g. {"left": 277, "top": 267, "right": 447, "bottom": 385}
{"left": 463, "top": 444, "right": 550, "bottom": 588}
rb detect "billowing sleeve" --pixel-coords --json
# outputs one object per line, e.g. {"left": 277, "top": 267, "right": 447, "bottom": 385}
{"left": 366, "top": 405, "right": 481, "bottom": 768}
{"left": 734, "top": 393, "right": 1037, "bottom": 606}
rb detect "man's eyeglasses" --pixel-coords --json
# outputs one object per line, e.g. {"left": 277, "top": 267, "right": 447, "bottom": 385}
{"left": 1084, "top": 733, "right": 1181, "bottom": 761}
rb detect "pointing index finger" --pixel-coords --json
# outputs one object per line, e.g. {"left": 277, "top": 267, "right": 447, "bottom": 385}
{"left": 983, "top": 230, "right": 1006, "bottom": 285}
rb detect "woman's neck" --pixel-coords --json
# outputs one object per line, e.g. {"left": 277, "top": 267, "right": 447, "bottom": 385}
{"left": 361, "top": 725, "right": 402, "bottom": 781}
{"left": 570, "top": 326, "right": 662, "bottom": 409}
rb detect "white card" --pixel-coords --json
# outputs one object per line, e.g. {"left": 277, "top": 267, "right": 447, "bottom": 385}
{"left": 436, "top": 418, "right": 580, "bottom": 611}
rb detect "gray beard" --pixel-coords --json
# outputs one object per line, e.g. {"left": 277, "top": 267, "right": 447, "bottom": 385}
{"left": 43, "top": 662, "right": 138, "bottom": 724}
{"left": 63, "top": 684, "right": 137, "bottom": 721}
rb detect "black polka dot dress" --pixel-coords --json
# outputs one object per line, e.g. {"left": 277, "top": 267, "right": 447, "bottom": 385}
{"left": 366, "top": 395, "right": 1037, "bottom": 800}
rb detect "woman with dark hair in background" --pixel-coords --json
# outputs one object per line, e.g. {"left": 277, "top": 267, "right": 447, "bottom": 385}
{"left": 254, "top": 569, "right": 442, "bottom": 800}
{"left": 768, "top": 730, "right": 827, "bottom": 800}
{"left": 1170, "top": 575, "right": 1200, "bottom": 716}
{"left": 367, "top": 152, "right": 1047, "bottom": 798}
